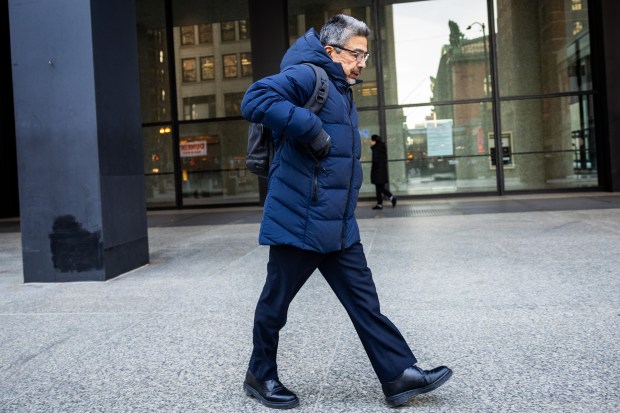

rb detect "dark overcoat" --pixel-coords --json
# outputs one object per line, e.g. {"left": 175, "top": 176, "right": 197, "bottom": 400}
{"left": 370, "top": 140, "right": 389, "bottom": 185}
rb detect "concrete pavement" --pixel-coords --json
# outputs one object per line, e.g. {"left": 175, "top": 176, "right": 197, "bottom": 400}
{"left": 1, "top": 193, "right": 619, "bottom": 412}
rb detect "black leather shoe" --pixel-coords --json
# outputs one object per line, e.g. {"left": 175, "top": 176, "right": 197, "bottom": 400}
{"left": 391, "top": 196, "right": 397, "bottom": 207}
{"left": 372, "top": 204, "right": 383, "bottom": 210}
{"left": 243, "top": 370, "right": 299, "bottom": 409}
{"left": 382, "top": 365, "right": 452, "bottom": 407}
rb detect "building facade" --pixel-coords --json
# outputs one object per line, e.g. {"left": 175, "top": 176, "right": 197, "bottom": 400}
{"left": 3, "top": 0, "right": 620, "bottom": 215}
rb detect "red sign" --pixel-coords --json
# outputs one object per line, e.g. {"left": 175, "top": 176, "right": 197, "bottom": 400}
{"left": 180, "top": 141, "right": 207, "bottom": 157}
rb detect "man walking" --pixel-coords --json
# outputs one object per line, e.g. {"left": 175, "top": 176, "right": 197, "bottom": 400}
{"left": 240, "top": 14, "right": 452, "bottom": 409}
{"left": 370, "top": 134, "right": 397, "bottom": 210}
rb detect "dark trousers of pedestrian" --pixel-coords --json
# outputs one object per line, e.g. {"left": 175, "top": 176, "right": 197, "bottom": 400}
{"left": 249, "top": 242, "right": 417, "bottom": 384}
{"left": 375, "top": 184, "right": 393, "bottom": 205}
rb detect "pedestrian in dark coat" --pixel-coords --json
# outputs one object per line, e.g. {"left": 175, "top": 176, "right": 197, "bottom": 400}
{"left": 370, "top": 134, "right": 396, "bottom": 209}
{"left": 240, "top": 14, "right": 452, "bottom": 410}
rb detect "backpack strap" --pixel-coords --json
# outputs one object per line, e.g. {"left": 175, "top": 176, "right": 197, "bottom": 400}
{"left": 301, "top": 63, "right": 329, "bottom": 114}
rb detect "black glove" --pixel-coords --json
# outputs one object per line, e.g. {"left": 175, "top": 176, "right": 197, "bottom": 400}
{"left": 308, "top": 129, "right": 331, "bottom": 158}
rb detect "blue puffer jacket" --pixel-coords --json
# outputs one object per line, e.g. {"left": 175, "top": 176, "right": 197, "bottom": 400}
{"left": 241, "top": 29, "right": 363, "bottom": 253}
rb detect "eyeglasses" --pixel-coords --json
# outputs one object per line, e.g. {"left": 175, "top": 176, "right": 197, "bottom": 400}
{"left": 329, "top": 44, "right": 370, "bottom": 63}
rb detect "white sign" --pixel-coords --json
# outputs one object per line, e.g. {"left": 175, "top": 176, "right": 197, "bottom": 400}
{"left": 180, "top": 141, "right": 207, "bottom": 157}
{"left": 426, "top": 120, "right": 453, "bottom": 156}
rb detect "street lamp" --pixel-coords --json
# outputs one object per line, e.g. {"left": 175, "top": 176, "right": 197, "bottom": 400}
{"left": 466, "top": 22, "right": 489, "bottom": 95}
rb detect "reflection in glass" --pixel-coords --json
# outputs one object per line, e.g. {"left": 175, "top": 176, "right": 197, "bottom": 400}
{"left": 221, "top": 21, "right": 236, "bottom": 41}
{"left": 367, "top": 104, "right": 497, "bottom": 197}
{"left": 143, "top": 126, "right": 176, "bottom": 208}
{"left": 198, "top": 23, "right": 213, "bottom": 44}
{"left": 139, "top": 0, "right": 255, "bottom": 207}
{"left": 136, "top": 0, "right": 601, "bottom": 208}
{"left": 239, "top": 20, "right": 250, "bottom": 40}
{"left": 200, "top": 56, "right": 215, "bottom": 80}
{"left": 179, "top": 120, "right": 259, "bottom": 206}
{"left": 183, "top": 95, "right": 215, "bottom": 120}
{"left": 495, "top": 0, "right": 591, "bottom": 96}
{"left": 182, "top": 58, "right": 197, "bottom": 82}
{"left": 224, "top": 92, "right": 245, "bottom": 117}
{"left": 171, "top": 1, "right": 252, "bottom": 120}
{"left": 136, "top": 0, "right": 171, "bottom": 123}
{"left": 223, "top": 54, "right": 238, "bottom": 78}
{"left": 385, "top": 0, "right": 489, "bottom": 106}
{"left": 500, "top": 95, "right": 597, "bottom": 191}
{"left": 181, "top": 25, "right": 196, "bottom": 45}
{"left": 241, "top": 52, "right": 253, "bottom": 77}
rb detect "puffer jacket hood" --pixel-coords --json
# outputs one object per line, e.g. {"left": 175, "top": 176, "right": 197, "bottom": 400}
{"left": 280, "top": 29, "right": 358, "bottom": 93}
{"left": 241, "top": 28, "right": 363, "bottom": 253}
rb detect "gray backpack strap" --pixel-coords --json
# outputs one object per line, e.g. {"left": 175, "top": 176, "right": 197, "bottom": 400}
{"left": 302, "top": 63, "right": 329, "bottom": 114}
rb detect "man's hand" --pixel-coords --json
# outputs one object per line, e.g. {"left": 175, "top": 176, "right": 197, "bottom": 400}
{"left": 309, "top": 129, "right": 332, "bottom": 158}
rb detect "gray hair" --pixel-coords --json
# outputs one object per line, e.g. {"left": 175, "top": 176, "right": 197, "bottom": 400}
{"left": 319, "top": 14, "right": 370, "bottom": 47}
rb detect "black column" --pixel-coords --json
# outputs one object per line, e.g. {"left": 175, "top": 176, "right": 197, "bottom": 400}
{"left": 9, "top": 0, "right": 149, "bottom": 282}
{"left": 0, "top": 2, "right": 18, "bottom": 218}
{"left": 600, "top": 0, "right": 620, "bottom": 191}
{"left": 248, "top": 0, "right": 288, "bottom": 204}
{"left": 248, "top": 0, "right": 288, "bottom": 80}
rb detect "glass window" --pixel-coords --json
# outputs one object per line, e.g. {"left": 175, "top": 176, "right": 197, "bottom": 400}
{"left": 384, "top": 0, "right": 490, "bottom": 106}
{"left": 376, "top": 104, "right": 497, "bottom": 197}
{"left": 288, "top": 15, "right": 300, "bottom": 44}
{"left": 183, "top": 95, "right": 216, "bottom": 120}
{"left": 140, "top": 0, "right": 601, "bottom": 208}
{"left": 142, "top": 125, "right": 176, "bottom": 208}
{"left": 171, "top": 0, "right": 252, "bottom": 120}
{"left": 135, "top": 0, "right": 171, "bottom": 123}
{"left": 181, "top": 25, "right": 195, "bottom": 45}
{"left": 240, "top": 52, "right": 252, "bottom": 77}
{"left": 179, "top": 120, "right": 259, "bottom": 206}
{"left": 224, "top": 92, "right": 245, "bottom": 117}
{"left": 354, "top": 80, "right": 379, "bottom": 109}
{"left": 182, "top": 58, "right": 197, "bottom": 82}
{"left": 198, "top": 23, "right": 213, "bottom": 44}
{"left": 223, "top": 54, "right": 238, "bottom": 78}
{"left": 200, "top": 56, "right": 215, "bottom": 80}
{"left": 221, "top": 21, "right": 236, "bottom": 41}
{"left": 500, "top": 95, "right": 597, "bottom": 191}
{"left": 495, "top": 0, "right": 592, "bottom": 96}
{"left": 239, "top": 20, "right": 250, "bottom": 40}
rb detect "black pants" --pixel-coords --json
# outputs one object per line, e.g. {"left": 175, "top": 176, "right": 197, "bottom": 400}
{"left": 375, "top": 183, "right": 393, "bottom": 205}
{"left": 249, "top": 242, "right": 417, "bottom": 384}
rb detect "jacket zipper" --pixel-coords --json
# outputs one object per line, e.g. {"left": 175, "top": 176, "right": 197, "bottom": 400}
{"left": 341, "top": 88, "right": 355, "bottom": 252}
{"left": 307, "top": 150, "right": 327, "bottom": 204}
{"left": 312, "top": 163, "right": 319, "bottom": 203}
